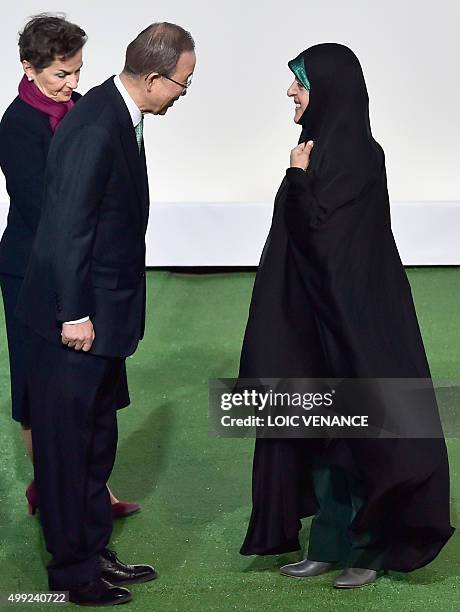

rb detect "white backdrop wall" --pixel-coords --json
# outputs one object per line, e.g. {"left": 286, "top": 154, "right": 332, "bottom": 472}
{"left": 1, "top": 1, "right": 459, "bottom": 264}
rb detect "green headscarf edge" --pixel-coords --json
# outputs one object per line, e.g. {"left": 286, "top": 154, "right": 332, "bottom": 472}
{"left": 288, "top": 54, "right": 311, "bottom": 91}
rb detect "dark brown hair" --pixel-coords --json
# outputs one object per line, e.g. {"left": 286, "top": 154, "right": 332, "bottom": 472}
{"left": 19, "top": 13, "right": 87, "bottom": 71}
{"left": 123, "top": 22, "right": 194, "bottom": 77}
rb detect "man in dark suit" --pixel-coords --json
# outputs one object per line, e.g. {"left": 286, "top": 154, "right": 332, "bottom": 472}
{"left": 17, "top": 22, "right": 196, "bottom": 606}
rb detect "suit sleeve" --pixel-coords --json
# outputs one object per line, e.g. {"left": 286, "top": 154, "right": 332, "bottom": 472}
{"left": 0, "top": 119, "right": 47, "bottom": 233}
{"left": 49, "top": 124, "right": 114, "bottom": 322}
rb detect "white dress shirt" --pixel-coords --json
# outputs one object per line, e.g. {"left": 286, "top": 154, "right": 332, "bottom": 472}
{"left": 113, "top": 74, "right": 143, "bottom": 127}
{"left": 65, "top": 75, "right": 143, "bottom": 325}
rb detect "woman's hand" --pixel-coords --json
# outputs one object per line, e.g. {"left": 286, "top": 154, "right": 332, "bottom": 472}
{"left": 290, "top": 140, "right": 314, "bottom": 171}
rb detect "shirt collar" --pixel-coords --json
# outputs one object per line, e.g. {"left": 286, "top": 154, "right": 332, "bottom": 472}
{"left": 113, "top": 74, "right": 143, "bottom": 127}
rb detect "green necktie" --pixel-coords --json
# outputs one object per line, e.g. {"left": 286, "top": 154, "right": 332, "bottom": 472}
{"left": 135, "top": 117, "right": 144, "bottom": 152}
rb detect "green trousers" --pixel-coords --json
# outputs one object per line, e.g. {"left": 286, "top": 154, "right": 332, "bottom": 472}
{"left": 307, "top": 457, "right": 385, "bottom": 570}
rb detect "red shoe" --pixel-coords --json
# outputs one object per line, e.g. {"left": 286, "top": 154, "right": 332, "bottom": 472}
{"left": 112, "top": 501, "right": 141, "bottom": 519}
{"left": 25, "top": 480, "right": 39, "bottom": 515}
{"left": 26, "top": 480, "right": 140, "bottom": 519}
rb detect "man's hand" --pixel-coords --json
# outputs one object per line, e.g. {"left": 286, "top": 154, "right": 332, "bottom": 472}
{"left": 290, "top": 140, "right": 314, "bottom": 171}
{"left": 61, "top": 320, "right": 95, "bottom": 352}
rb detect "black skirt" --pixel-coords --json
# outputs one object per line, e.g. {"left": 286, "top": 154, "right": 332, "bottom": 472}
{"left": 0, "top": 273, "right": 130, "bottom": 425}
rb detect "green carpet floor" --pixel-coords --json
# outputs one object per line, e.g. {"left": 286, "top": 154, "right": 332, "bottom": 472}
{"left": 0, "top": 269, "right": 458, "bottom": 611}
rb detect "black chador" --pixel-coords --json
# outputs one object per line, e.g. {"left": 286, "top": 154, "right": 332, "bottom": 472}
{"left": 239, "top": 43, "right": 454, "bottom": 572}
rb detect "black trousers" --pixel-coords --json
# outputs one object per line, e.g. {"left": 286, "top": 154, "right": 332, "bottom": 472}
{"left": 0, "top": 273, "right": 31, "bottom": 423}
{"left": 307, "top": 457, "right": 384, "bottom": 570}
{"left": 27, "top": 334, "right": 125, "bottom": 588}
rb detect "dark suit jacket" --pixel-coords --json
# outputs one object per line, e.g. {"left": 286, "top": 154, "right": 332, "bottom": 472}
{"left": 16, "top": 77, "right": 150, "bottom": 358}
{"left": 0, "top": 92, "right": 81, "bottom": 277}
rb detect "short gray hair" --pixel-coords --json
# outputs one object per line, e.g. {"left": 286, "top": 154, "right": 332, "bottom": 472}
{"left": 123, "top": 22, "right": 194, "bottom": 77}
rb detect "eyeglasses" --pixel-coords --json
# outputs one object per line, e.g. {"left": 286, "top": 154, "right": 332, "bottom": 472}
{"left": 160, "top": 74, "right": 193, "bottom": 90}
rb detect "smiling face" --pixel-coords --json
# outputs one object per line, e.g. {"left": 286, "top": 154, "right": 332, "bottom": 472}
{"left": 287, "top": 78, "right": 310, "bottom": 123}
{"left": 143, "top": 50, "right": 196, "bottom": 115}
{"left": 22, "top": 49, "right": 83, "bottom": 102}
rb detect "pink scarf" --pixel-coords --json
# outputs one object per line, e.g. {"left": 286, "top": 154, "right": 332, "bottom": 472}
{"left": 18, "top": 74, "right": 74, "bottom": 131}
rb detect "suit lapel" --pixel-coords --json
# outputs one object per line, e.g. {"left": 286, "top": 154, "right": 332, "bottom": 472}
{"left": 102, "top": 77, "right": 145, "bottom": 206}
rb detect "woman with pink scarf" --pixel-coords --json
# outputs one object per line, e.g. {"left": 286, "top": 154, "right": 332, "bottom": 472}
{"left": 0, "top": 13, "right": 139, "bottom": 518}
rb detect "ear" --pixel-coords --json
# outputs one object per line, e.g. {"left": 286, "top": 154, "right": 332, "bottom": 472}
{"left": 22, "top": 60, "right": 35, "bottom": 81}
{"left": 144, "top": 72, "right": 160, "bottom": 92}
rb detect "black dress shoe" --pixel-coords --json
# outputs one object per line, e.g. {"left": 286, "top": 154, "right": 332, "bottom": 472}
{"left": 99, "top": 549, "right": 157, "bottom": 585}
{"left": 66, "top": 577, "right": 131, "bottom": 606}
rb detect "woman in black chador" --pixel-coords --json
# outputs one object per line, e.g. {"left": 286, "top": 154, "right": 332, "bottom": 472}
{"left": 238, "top": 43, "right": 454, "bottom": 588}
